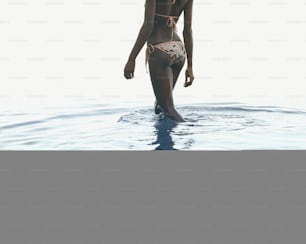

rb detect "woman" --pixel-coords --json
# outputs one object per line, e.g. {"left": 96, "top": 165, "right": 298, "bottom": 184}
{"left": 124, "top": 0, "right": 194, "bottom": 122}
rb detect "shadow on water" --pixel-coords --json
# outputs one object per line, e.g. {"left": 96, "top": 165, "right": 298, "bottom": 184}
{"left": 151, "top": 115, "right": 178, "bottom": 151}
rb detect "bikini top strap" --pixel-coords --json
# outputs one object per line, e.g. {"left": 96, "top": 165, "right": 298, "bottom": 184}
{"left": 155, "top": 14, "right": 178, "bottom": 41}
{"left": 155, "top": 13, "right": 179, "bottom": 19}
{"left": 154, "top": 14, "right": 178, "bottom": 27}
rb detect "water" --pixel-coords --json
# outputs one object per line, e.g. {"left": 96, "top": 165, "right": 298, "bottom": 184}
{"left": 1, "top": 98, "right": 306, "bottom": 150}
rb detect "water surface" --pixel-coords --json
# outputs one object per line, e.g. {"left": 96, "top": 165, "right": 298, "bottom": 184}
{"left": 1, "top": 100, "right": 305, "bottom": 150}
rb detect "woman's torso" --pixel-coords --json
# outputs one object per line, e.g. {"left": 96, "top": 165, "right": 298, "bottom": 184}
{"left": 147, "top": 0, "right": 189, "bottom": 44}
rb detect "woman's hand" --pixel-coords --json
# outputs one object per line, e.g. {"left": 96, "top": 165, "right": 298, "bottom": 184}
{"left": 184, "top": 66, "right": 194, "bottom": 87}
{"left": 124, "top": 58, "right": 135, "bottom": 79}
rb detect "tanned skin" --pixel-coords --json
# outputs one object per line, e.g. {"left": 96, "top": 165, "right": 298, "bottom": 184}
{"left": 124, "top": 0, "right": 194, "bottom": 122}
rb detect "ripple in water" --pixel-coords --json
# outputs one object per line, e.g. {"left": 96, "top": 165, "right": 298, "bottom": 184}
{"left": 118, "top": 104, "right": 306, "bottom": 150}
{"left": 1, "top": 103, "right": 306, "bottom": 150}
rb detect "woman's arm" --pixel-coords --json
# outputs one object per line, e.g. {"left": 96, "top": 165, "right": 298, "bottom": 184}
{"left": 183, "top": 0, "right": 194, "bottom": 87}
{"left": 128, "top": 0, "right": 155, "bottom": 60}
{"left": 183, "top": 0, "right": 193, "bottom": 68}
{"left": 124, "top": 0, "right": 156, "bottom": 79}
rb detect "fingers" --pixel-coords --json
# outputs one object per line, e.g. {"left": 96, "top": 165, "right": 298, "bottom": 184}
{"left": 124, "top": 65, "right": 134, "bottom": 79}
{"left": 124, "top": 71, "right": 134, "bottom": 79}
{"left": 124, "top": 61, "right": 135, "bottom": 79}
{"left": 184, "top": 71, "right": 194, "bottom": 87}
{"left": 184, "top": 81, "right": 192, "bottom": 87}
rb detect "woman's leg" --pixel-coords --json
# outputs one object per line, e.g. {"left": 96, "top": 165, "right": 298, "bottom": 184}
{"left": 149, "top": 50, "right": 185, "bottom": 122}
{"left": 154, "top": 56, "right": 185, "bottom": 114}
{"left": 172, "top": 57, "right": 185, "bottom": 89}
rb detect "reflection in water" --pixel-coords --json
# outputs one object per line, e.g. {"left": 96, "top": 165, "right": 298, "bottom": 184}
{"left": 151, "top": 115, "right": 178, "bottom": 150}
{"left": 2, "top": 102, "right": 306, "bottom": 149}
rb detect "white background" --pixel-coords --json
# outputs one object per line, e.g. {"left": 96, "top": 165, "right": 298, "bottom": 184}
{"left": 0, "top": 0, "right": 306, "bottom": 108}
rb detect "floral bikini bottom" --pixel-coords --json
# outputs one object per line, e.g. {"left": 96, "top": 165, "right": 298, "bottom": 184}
{"left": 146, "top": 41, "right": 186, "bottom": 66}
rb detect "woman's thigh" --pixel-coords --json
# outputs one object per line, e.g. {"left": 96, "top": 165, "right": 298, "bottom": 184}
{"left": 172, "top": 57, "right": 185, "bottom": 89}
{"left": 148, "top": 50, "right": 175, "bottom": 107}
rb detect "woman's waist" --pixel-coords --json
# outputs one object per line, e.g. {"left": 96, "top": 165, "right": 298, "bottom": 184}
{"left": 147, "top": 30, "right": 182, "bottom": 45}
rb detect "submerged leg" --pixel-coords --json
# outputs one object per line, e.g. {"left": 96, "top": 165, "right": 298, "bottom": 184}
{"left": 149, "top": 50, "right": 185, "bottom": 122}
{"left": 154, "top": 56, "right": 185, "bottom": 114}
{"left": 154, "top": 100, "right": 163, "bottom": 114}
